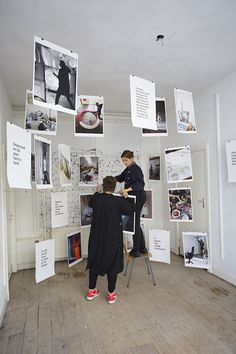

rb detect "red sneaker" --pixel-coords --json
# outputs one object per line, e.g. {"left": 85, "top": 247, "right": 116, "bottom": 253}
{"left": 86, "top": 289, "right": 100, "bottom": 301}
{"left": 107, "top": 292, "right": 118, "bottom": 304}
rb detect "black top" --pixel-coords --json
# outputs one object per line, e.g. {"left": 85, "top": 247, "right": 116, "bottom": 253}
{"left": 87, "top": 192, "right": 132, "bottom": 276}
{"left": 116, "top": 162, "right": 146, "bottom": 200}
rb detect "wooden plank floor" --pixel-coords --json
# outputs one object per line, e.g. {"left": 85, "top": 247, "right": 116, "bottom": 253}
{"left": 0, "top": 254, "right": 236, "bottom": 354}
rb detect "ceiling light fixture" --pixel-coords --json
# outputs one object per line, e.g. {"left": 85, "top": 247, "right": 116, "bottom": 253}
{"left": 156, "top": 34, "right": 165, "bottom": 45}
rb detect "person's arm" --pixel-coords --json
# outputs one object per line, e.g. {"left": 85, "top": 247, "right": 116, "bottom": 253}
{"left": 89, "top": 192, "right": 99, "bottom": 208}
{"left": 115, "top": 169, "right": 126, "bottom": 183}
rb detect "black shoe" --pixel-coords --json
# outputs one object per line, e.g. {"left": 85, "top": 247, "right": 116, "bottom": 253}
{"left": 129, "top": 249, "right": 140, "bottom": 258}
{"left": 140, "top": 248, "right": 148, "bottom": 254}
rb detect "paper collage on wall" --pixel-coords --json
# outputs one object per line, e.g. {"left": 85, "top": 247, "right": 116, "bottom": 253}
{"left": 174, "top": 89, "right": 196, "bottom": 133}
{"left": 141, "top": 190, "right": 152, "bottom": 219}
{"left": 226, "top": 139, "right": 236, "bottom": 183}
{"left": 80, "top": 194, "right": 93, "bottom": 227}
{"left": 165, "top": 145, "right": 193, "bottom": 183}
{"left": 142, "top": 98, "right": 168, "bottom": 136}
{"left": 130, "top": 75, "right": 156, "bottom": 130}
{"left": 149, "top": 229, "right": 170, "bottom": 263}
{"left": 34, "top": 135, "right": 53, "bottom": 189}
{"left": 24, "top": 90, "right": 57, "bottom": 135}
{"left": 79, "top": 156, "right": 99, "bottom": 186}
{"left": 183, "top": 232, "right": 209, "bottom": 269}
{"left": 67, "top": 231, "right": 83, "bottom": 267}
{"left": 33, "top": 36, "right": 78, "bottom": 115}
{"left": 168, "top": 187, "right": 193, "bottom": 222}
{"left": 35, "top": 239, "right": 55, "bottom": 283}
{"left": 7, "top": 122, "right": 32, "bottom": 189}
{"left": 149, "top": 156, "right": 160, "bottom": 181}
{"left": 75, "top": 95, "right": 104, "bottom": 136}
{"left": 51, "top": 191, "right": 68, "bottom": 228}
{"left": 59, "top": 144, "right": 72, "bottom": 186}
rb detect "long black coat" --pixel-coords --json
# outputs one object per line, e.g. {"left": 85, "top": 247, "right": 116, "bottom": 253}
{"left": 87, "top": 192, "right": 132, "bottom": 276}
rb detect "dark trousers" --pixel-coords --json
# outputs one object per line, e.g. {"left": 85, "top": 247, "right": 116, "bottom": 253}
{"left": 133, "top": 195, "right": 146, "bottom": 251}
{"left": 89, "top": 270, "right": 117, "bottom": 293}
{"left": 55, "top": 89, "right": 74, "bottom": 109}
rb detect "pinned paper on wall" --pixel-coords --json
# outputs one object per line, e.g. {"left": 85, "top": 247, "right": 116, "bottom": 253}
{"left": 67, "top": 231, "right": 83, "bottom": 267}
{"left": 7, "top": 122, "right": 32, "bottom": 189}
{"left": 130, "top": 75, "right": 156, "bottom": 130}
{"left": 149, "top": 156, "right": 160, "bottom": 181}
{"left": 183, "top": 232, "right": 209, "bottom": 269}
{"left": 168, "top": 187, "right": 193, "bottom": 222}
{"left": 164, "top": 145, "right": 193, "bottom": 183}
{"left": 142, "top": 98, "right": 168, "bottom": 136}
{"left": 141, "top": 190, "right": 152, "bottom": 219}
{"left": 51, "top": 191, "right": 68, "bottom": 228}
{"left": 174, "top": 89, "right": 196, "bottom": 133}
{"left": 34, "top": 135, "right": 53, "bottom": 189}
{"left": 35, "top": 239, "right": 55, "bottom": 283}
{"left": 79, "top": 155, "right": 99, "bottom": 186}
{"left": 80, "top": 193, "right": 93, "bottom": 227}
{"left": 149, "top": 229, "right": 170, "bottom": 263}
{"left": 226, "top": 140, "right": 236, "bottom": 183}
{"left": 59, "top": 144, "right": 72, "bottom": 186}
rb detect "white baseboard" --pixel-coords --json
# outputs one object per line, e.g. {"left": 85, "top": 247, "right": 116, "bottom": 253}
{"left": 0, "top": 295, "right": 8, "bottom": 327}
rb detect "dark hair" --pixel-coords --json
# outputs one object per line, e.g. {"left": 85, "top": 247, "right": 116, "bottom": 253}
{"left": 103, "top": 176, "right": 116, "bottom": 192}
{"left": 121, "top": 150, "right": 134, "bottom": 159}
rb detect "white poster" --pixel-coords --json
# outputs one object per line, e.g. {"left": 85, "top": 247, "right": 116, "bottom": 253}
{"left": 174, "top": 89, "right": 196, "bottom": 133}
{"left": 33, "top": 36, "right": 78, "bottom": 115}
{"left": 183, "top": 232, "right": 209, "bottom": 269}
{"left": 168, "top": 188, "right": 193, "bottom": 222}
{"left": 149, "top": 229, "right": 170, "bottom": 263}
{"left": 142, "top": 98, "right": 168, "bottom": 136}
{"left": 35, "top": 239, "right": 55, "bottom": 283}
{"left": 226, "top": 140, "right": 236, "bottom": 182}
{"left": 130, "top": 75, "right": 156, "bottom": 130}
{"left": 164, "top": 145, "right": 193, "bottom": 183}
{"left": 51, "top": 192, "right": 68, "bottom": 228}
{"left": 59, "top": 144, "right": 72, "bottom": 186}
{"left": 7, "top": 122, "right": 32, "bottom": 189}
{"left": 34, "top": 135, "right": 53, "bottom": 189}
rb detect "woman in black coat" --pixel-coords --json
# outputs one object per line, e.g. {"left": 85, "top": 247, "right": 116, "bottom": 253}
{"left": 116, "top": 150, "right": 147, "bottom": 258}
{"left": 86, "top": 176, "right": 132, "bottom": 304}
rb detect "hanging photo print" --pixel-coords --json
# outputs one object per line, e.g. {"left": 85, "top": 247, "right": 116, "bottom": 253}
{"left": 51, "top": 192, "right": 68, "bottom": 228}
{"left": 149, "top": 229, "right": 170, "bottom": 263}
{"left": 33, "top": 36, "right": 78, "bottom": 115}
{"left": 130, "top": 75, "right": 156, "bottom": 130}
{"left": 34, "top": 135, "right": 53, "bottom": 189}
{"left": 35, "top": 239, "right": 55, "bottom": 283}
{"left": 67, "top": 231, "right": 83, "bottom": 267}
{"left": 164, "top": 145, "right": 193, "bottom": 183}
{"left": 75, "top": 95, "right": 104, "bottom": 136}
{"left": 59, "top": 144, "right": 72, "bottom": 186}
{"left": 183, "top": 232, "right": 209, "bottom": 269}
{"left": 79, "top": 156, "right": 99, "bottom": 186}
{"left": 7, "top": 122, "right": 32, "bottom": 189}
{"left": 168, "top": 187, "right": 193, "bottom": 222}
{"left": 80, "top": 194, "right": 93, "bottom": 227}
{"left": 24, "top": 90, "right": 57, "bottom": 135}
{"left": 142, "top": 98, "right": 168, "bottom": 136}
{"left": 141, "top": 190, "right": 152, "bottom": 219}
{"left": 174, "top": 89, "right": 196, "bottom": 133}
{"left": 149, "top": 156, "right": 160, "bottom": 180}
{"left": 114, "top": 194, "right": 136, "bottom": 234}
{"left": 226, "top": 140, "right": 236, "bottom": 183}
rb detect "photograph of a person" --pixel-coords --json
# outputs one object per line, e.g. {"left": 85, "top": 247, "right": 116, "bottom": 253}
{"left": 33, "top": 36, "right": 78, "bottom": 115}
{"left": 59, "top": 144, "right": 72, "bottom": 186}
{"left": 34, "top": 135, "right": 52, "bottom": 189}
{"left": 168, "top": 187, "right": 193, "bottom": 222}
{"left": 24, "top": 90, "right": 57, "bottom": 135}
{"left": 142, "top": 98, "right": 168, "bottom": 136}
{"left": 183, "top": 232, "right": 209, "bottom": 269}
{"left": 149, "top": 156, "right": 160, "bottom": 180}
{"left": 80, "top": 194, "right": 93, "bottom": 227}
{"left": 174, "top": 89, "right": 196, "bottom": 133}
{"left": 141, "top": 190, "right": 152, "bottom": 219}
{"left": 67, "top": 231, "right": 82, "bottom": 267}
{"left": 31, "top": 153, "right": 35, "bottom": 182}
{"left": 75, "top": 95, "right": 104, "bottom": 136}
{"left": 79, "top": 156, "right": 99, "bottom": 186}
{"left": 165, "top": 145, "right": 193, "bottom": 183}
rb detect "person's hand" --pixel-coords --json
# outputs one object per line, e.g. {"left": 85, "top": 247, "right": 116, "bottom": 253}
{"left": 96, "top": 184, "right": 103, "bottom": 193}
{"left": 120, "top": 189, "right": 129, "bottom": 198}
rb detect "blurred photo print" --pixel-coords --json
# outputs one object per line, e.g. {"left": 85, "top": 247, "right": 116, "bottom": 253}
{"left": 149, "top": 156, "right": 160, "bottom": 180}
{"left": 168, "top": 187, "right": 193, "bottom": 222}
{"left": 113, "top": 194, "right": 136, "bottom": 234}
{"left": 33, "top": 36, "right": 78, "bottom": 115}
{"left": 165, "top": 145, "right": 193, "bottom": 183}
{"left": 59, "top": 144, "right": 72, "bottom": 186}
{"left": 24, "top": 90, "right": 57, "bottom": 135}
{"left": 80, "top": 194, "right": 93, "bottom": 227}
{"left": 34, "top": 135, "right": 52, "bottom": 189}
{"left": 174, "top": 89, "right": 196, "bottom": 133}
{"left": 79, "top": 156, "right": 99, "bottom": 186}
{"left": 141, "top": 190, "right": 152, "bottom": 219}
{"left": 142, "top": 98, "right": 168, "bottom": 136}
{"left": 183, "top": 232, "right": 209, "bottom": 269}
{"left": 67, "top": 231, "right": 82, "bottom": 267}
{"left": 75, "top": 95, "right": 104, "bottom": 136}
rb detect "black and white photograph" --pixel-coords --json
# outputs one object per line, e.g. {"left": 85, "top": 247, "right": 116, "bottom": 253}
{"left": 75, "top": 95, "right": 104, "bottom": 136}
{"left": 141, "top": 190, "right": 152, "bottom": 219}
{"left": 34, "top": 135, "right": 52, "bottom": 189}
{"left": 80, "top": 194, "right": 93, "bottom": 227}
{"left": 79, "top": 156, "right": 99, "bottom": 186}
{"left": 168, "top": 187, "right": 193, "bottom": 222}
{"left": 24, "top": 90, "right": 57, "bottom": 135}
{"left": 183, "top": 232, "right": 209, "bottom": 269}
{"left": 142, "top": 98, "right": 168, "bottom": 136}
{"left": 33, "top": 36, "right": 78, "bottom": 115}
{"left": 67, "top": 231, "right": 82, "bottom": 267}
{"left": 149, "top": 156, "right": 160, "bottom": 180}
{"left": 59, "top": 144, "right": 72, "bottom": 186}
{"left": 174, "top": 89, "right": 196, "bottom": 133}
{"left": 164, "top": 145, "right": 193, "bottom": 183}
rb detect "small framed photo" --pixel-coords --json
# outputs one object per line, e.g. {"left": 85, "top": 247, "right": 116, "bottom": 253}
{"left": 67, "top": 231, "right": 83, "bottom": 267}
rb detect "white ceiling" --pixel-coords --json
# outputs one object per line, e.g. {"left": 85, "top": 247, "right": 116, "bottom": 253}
{"left": 0, "top": 0, "right": 236, "bottom": 113}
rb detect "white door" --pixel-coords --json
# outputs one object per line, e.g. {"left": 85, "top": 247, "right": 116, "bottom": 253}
{"left": 178, "top": 148, "right": 208, "bottom": 255}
